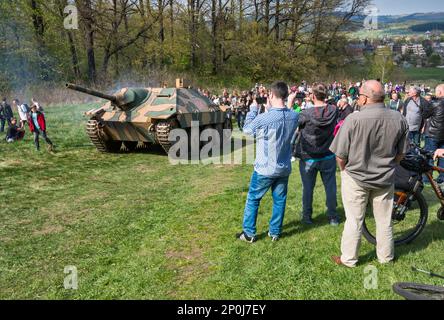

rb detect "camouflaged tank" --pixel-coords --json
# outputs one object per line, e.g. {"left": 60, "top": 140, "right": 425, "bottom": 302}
{"left": 66, "top": 80, "right": 232, "bottom": 153}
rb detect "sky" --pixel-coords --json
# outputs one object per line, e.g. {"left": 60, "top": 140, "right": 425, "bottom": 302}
{"left": 371, "top": 0, "right": 444, "bottom": 15}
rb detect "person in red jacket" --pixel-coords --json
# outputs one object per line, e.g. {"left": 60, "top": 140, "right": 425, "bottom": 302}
{"left": 27, "top": 104, "right": 54, "bottom": 151}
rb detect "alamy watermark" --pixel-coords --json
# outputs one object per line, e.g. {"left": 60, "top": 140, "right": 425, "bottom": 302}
{"left": 363, "top": 5, "right": 379, "bottom": 30}
{"left": 364, "top": 265, "right": 378, "bottom": 290}
{"left": 64, "top": 5, "right": 78, "bottom": 30}
{"left": 166, "top": 122, "right": 271, "bottom": 166}
{"left": 64, "top": 265, "right": 78, "bottom": 290}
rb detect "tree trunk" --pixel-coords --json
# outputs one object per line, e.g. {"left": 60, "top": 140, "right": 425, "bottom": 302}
{"left": 275, "top": 0, "right": 280, "bottom": 42}
{"left": 264, "top": 0, "right": 270, "bottom": 35}
{"left": 188, "top": 0, "right": 199, "bottom": 69}
{"left": 57, "top": 0, "right": 80, "bottom": 79}
{"left": 238, "top": 0, "right": 243, "bottom": 35}
{"left": 77, "top": 0, "right": 97, "bottom": 83}
{"left": 169, "top": 0, "right": 174, "bottom": 38}
{"left": 211, "top": 0, "right": 218, "bottom": 74}
{"left": 30, "top": 0, "right": 49, "bottom": 80}
{"left": 159, "top": 0, "right": 165, "bottom": 43}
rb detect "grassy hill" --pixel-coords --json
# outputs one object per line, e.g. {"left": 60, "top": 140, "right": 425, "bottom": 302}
{"left": 403, "top": 67, "right": 444, "bottom": 83}
{"left": 0, "top": 104, "right": 443, "bottom": 299}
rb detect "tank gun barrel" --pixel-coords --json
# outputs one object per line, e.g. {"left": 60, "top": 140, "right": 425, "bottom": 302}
{"left": 66, "top": 83, "right": 117, "bottom": 102}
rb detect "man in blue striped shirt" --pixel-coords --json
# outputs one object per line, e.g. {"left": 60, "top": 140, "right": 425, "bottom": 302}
{"left": 237, "top": 81, "right": 299, "bottom": 243}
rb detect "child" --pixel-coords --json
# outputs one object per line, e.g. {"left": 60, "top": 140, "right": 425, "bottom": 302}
{"left": 6, "top": 118, "right": 25, "bottom": 143}
{"left": 27, "top": 104, "right": 54, "bottom": 151}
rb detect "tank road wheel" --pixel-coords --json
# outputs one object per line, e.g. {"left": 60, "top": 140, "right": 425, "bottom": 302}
{"left": 137, "top": 142, "right": 152, "bottom": 152}
{"left": 156, "top": 121, "right": 178, "bottom": 154}
{"left": 86, "top": 119, "right": 122, "bottom": 153}
{"left": 123, "top": 141, "right": 138, "bottom": 152}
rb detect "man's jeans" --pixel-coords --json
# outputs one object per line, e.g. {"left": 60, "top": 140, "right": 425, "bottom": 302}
{"left": 237, "top": 112, "right": 245, "bottom": 131}
{"left": 299, "top": 157, "right": 338, "bottom": 220}
{"left": 425, "top": 137, "right": 444, "bottom": 183}
{"left": 243, "top": 171, "right": 289, "bottom": 237}
{"left": 409, "top": 131, "right": 421, "bottom": 146}
{"left": 0, "top": 117, "right": 11, "bottom": 132}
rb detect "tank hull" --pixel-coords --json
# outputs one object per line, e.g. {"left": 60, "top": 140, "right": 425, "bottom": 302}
{"left": 82, "top": 87, "right": 230, "bottom": 153}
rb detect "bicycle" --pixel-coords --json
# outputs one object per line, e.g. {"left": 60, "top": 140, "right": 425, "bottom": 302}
{"left": 362, "top": 145, "right": 444, "bottom": 246}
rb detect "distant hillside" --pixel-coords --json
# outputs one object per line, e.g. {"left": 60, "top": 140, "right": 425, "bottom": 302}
{"left": 379, "top": 12, "right": 444, "bottom": 23}
{"left": 351, "top": 12, "right": 444, "bottom": 24}
{"left": 410, "top": 22, "right": 444, "bottom": 32}
{"left": 347, "top": 11, "right": 444, "bottom": 39}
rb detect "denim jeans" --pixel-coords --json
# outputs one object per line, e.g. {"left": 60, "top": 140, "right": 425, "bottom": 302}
{"left": 0, "top": 117, "right": 11, "bottom": 132}
{"left": 424, "top": 137, "right": 444, "bottom": 183}
{"left": 243, "top": 171, "right": 289, "bottom": 237}
{"left": 409, "top": 131, "right": 421, "bottom": 146}
{"left": 237, "top": 112, "right": 245, "bottom": 131}
{"left": 299, "top": 157, "right": 338, "bottom": 219}
{"left": 33, "top": 130, "right": 53, "bottom": 150}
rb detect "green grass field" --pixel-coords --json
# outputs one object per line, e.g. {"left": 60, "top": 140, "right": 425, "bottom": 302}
{"left": 403, "top": 67, "right": 444, "bottom": 84}
{"left": 1, "top": 103, "right": 443, "bottom": 300}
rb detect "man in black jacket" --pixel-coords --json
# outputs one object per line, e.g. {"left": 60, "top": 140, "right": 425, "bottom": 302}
{"left": 0, "top": 98, "right": 14, "bottom": 132}
{"left": 337, "top": 97, "right": 354, "bottom": 122}
{"left": 422, "top": 84, "right": 444, "bottom": 184}
{"left": 291, "top": 83, "right": 339, "bottom": 226}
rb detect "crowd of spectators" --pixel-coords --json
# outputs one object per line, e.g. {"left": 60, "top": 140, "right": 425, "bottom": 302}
{"left": 213, "top": 79, "right": 444, "bottom": 268}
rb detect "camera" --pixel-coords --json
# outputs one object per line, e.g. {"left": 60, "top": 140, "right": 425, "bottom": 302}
{"left": 256, "top": 97, "right": 267, "bottom": 105}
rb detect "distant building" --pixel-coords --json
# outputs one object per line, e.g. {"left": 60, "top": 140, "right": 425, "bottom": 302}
{"left": 393, "top": 44, "right": 403, "bottom": 54}
{"left": 345, "top": 43, "right": 364, "bottom": 56}
{"left": 402, "top": 44, "right": 426, "bottom": 56}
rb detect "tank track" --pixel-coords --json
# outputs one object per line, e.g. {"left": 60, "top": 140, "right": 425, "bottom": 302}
{"left": 156, "top": 121, "right": 174, "bottom": 153}
{"left": 86, "top": 119, "right": 112, "bottom": 153}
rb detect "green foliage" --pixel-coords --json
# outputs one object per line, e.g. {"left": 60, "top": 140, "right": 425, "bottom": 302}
{"left": 366, "top": 47, "right": 395, "bottom": 82}
{"left": 428, "top": 54, "right": 442, "bottom": 67}
{"left": 0, "top": 0, "right": 369, "bottom": 90}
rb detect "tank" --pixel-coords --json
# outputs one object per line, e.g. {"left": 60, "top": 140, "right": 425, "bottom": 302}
{"left": 66, "top": 80, "right": 232, "bottom": 153}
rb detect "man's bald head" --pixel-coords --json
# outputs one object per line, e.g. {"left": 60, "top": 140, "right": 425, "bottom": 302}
{"left": 436, "top": 84, "right": 444, "bottom": 98}
{"left": 360, "top": 80, "right": 385, "bottom": 103}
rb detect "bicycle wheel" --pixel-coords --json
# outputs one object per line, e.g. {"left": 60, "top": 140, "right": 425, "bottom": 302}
{"left": 363, "top": 191, "right": 428, "bottom": 246}
{"left": 393, "top": 282, "right": 444, "bottom": 300}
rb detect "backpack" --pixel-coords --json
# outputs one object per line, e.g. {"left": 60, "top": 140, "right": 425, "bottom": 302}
{"left": 334, "top": 120, "right": 345, "bottom": 136}
{"left": 394, "top": 164, "right": 420, "bottom": 192}
{"left": 21, "top": 104, "right": 30, "bottom": 113}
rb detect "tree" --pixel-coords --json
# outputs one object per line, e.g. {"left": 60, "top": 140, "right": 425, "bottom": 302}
{"left": 369, "top": 47, "right": 395, "bottom": 83}
{"left": 429, "top": 53, "right": 442, "bottom": 67}
{"left": 0, "top": 0, "right": 371, "bottom": 89}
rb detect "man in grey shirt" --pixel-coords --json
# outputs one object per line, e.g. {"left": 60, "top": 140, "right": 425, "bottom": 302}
{"left": 330, "top": 80, "right": 409, "bottom": 268}
{"left": 401, "top": 86, "right": 430, "bottom": 145}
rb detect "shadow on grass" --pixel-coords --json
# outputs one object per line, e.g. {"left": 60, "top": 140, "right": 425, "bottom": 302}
{"left": 255, "top": 206, "right": 346, "bottom": 240}
{"left": 130, "top": 137, "right": 245, "bottom": 159}
{"left": 359, "top": 220, "right": 444, "bottom": 264}
{"left": 133, "top": 144, "right": 167, "bottom": 155}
